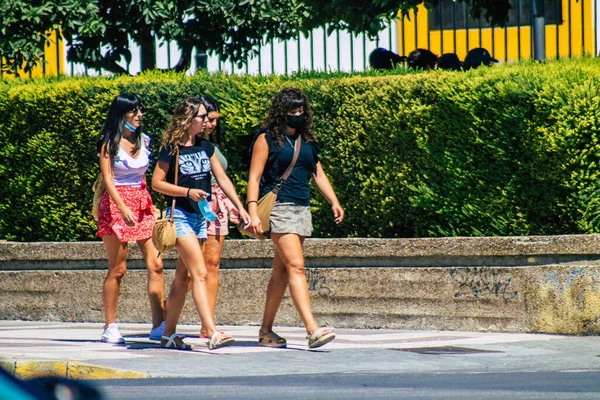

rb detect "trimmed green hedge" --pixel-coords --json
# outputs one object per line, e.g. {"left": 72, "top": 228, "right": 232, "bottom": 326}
{"left": 1, "top": 58, "right": 600, "bottom": 241}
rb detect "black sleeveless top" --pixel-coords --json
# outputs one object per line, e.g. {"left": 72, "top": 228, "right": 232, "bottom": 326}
{"left": 250, "top": 130, "right": 320, "bottom": 207}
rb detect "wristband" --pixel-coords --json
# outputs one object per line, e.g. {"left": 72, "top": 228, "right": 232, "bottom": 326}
{"left": 186, "top": 188, "right": 191, "bottom": 198}
{"left": 246, "top": 200, "right": 257, "bottom": 205}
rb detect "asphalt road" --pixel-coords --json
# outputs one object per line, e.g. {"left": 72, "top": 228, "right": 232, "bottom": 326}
{"left": 95, "top": 370, "right": 600, "bottom": 400}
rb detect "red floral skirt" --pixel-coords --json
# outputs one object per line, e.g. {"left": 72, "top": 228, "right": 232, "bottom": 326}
{"left": 96, "top": 183, "right": 155, "bottom": 243}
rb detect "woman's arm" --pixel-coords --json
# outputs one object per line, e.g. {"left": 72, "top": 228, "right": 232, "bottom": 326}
{"left": 211, "top": 156, "right": 250, "bottom": 226}
{"left": 247, "top": 134, "right": 269, "bottom": 234}
{"left": 100, "top": 143, "right": 136, "bottom": 226}
{"left": 312, "top": 161, "right": 344, "bottom": 224}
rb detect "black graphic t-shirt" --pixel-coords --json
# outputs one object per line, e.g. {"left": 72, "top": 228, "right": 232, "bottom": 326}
{"left": 158, "top": 139, "right": 215, "bottom": 214}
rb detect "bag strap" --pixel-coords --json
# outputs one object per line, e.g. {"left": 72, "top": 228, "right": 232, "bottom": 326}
{"left": 273, "top": 135, "right": 301, "bottom": 195}
{"left": 168, "top": 147, "right": 180, "bottom": 222}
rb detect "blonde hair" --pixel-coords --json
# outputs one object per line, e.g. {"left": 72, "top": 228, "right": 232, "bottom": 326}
{"left": 161, "top": 97, "right": 205, "bottom": 154}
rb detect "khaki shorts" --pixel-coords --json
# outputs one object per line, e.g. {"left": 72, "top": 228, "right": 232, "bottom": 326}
{"left": 269, "top": 202, "right": 313, "bottom": 237}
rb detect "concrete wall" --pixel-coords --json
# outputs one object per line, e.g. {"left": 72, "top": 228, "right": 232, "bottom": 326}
{"left": 2, "top": 236, "right": 600, "bottom": 334}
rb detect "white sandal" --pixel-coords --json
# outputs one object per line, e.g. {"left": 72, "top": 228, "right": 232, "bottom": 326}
{"left": 161, "top": 333, "right": 194, "bottom": 350}
{"left": 208, "top": 331, "right": 235, "bottom": 350}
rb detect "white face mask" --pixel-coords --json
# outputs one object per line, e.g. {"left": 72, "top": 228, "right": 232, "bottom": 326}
{"left": 124, "top": 121, "right": 137, "bottom": 132}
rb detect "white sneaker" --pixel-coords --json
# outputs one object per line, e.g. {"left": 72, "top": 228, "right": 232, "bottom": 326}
{"left": 101, "top": 323, "right": 125, "bottom": 344}
{"left": 149, "top": 321, "right": 166, "bottom": 341}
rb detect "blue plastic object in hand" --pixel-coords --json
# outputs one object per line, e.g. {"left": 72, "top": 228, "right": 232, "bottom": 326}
{"left": 198, "top": 199, "right": 217, "bottom": 222}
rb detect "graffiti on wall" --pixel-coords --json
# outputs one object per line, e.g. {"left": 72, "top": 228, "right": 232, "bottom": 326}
{"left": 282, "top": 268, "right": 331, "bottom": 300}
{"left": 450, "top": 267, "right": 519, "bottom": 302}
{"left": 306, "top": 268, "right": 331, "bottom": 297}
{"left": 541, "top": 268, "right": 600, "bottom": 293}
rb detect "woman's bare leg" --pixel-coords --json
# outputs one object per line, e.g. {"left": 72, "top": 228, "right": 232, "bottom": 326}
{"left": 163, "top": 250, "right": 192, "bottom": 338}
{"left": 137, "top": 238, "right": 165, "bottom": 328}
{"left": 102, "top": 236, "right": 128, "bottom": 328}
{"left": 260, "top": 245, "right": 289, "bottom": 333}
{"left": 170, "top": 234, "right": 222, "bottom": 339}
{"left": 266, "top": 233, "right": 319, "bottom": 335}
{"left": 200, "top": 234, "right": 225, "bottom": 337}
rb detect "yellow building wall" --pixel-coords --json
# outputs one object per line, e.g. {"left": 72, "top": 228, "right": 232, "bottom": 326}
{"left": 2, "top": 30, "right": 63, "bottom": 78}
{"left": 398, "top": 0, "right": 596, "bottom": 62}
{"left": 39, "top": 31, "right": 64, "bottom": 77}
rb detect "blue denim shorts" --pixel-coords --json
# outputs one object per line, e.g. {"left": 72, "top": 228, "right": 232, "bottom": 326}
{"left": 166, "top": 207, "right": 207, "bottom": 239}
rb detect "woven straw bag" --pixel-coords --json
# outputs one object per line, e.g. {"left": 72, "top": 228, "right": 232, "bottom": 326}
{"left": 237, "top": 191, "right": 277, "bottom": 240}
{"left": 152, "top": 148, "right": 179, "bottom": 254}
{"left": 238, "top": 135, "right": 301, "bottom": 240}
{"left": 92, "top": 173, "right": 105, "bottom": 221}
{"left": 152, "top": 217, "right": 177, "bottom": 253}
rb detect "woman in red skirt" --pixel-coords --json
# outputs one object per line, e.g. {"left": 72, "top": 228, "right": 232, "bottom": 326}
{"left": 96, "top": 93, "right": 165, "bottom": 344}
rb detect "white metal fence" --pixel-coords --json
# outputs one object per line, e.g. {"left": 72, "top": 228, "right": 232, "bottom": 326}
{"left": 66, "top": 22, "right": 397, "bottom": 76}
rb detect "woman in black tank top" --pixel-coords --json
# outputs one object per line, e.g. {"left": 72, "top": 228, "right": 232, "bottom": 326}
{"left": 247, "top": 88, "right": 345, "bottom": 349}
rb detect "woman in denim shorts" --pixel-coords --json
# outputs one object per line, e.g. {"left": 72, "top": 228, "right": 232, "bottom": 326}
{"left": 173, "top": 96, "right": 241, "bottom": 340}
{"left": 152, "top": 97, "right": 249, "bottom": 350}
{"left": 246, "top": 88, "right": 345, "bottom": 349}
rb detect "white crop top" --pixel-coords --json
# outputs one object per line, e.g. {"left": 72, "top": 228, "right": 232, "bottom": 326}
{"left": 112, "top": 133, "right": 152, "bottom": 187}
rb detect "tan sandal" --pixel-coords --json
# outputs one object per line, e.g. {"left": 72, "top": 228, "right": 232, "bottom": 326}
{"left": 208, "top": 331, "right": 234, "bottom": 350}
{"left": 258, "top": 330, "right": 287, "bottom": 348}
{"left": 307, "top": 328, "right": 336, "bottom": 349}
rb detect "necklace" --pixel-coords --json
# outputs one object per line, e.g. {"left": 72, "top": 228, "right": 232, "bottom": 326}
{"left": 285, "top": 135, "right": 296, "bottom": 151}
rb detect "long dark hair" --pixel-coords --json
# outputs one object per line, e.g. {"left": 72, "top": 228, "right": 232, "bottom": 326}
{"left": 200, "top": 95, "right": 222, "bottom": 146}
{"left": 262, "top": 88, "right": 315, "bottom": 147}
{"left": 96, "top": 93, "right": 143, "bottom": 165}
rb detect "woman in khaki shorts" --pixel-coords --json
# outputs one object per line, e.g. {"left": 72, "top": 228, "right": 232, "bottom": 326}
{"left": 246, "top": 88, "right": 344, "bottom": 349}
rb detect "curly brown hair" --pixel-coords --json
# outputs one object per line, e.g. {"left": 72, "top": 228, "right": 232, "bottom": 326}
{"left": 261, "top": 88, "right": 315, "bottom": 147}
{"left": 161, "top": 97, "right": 205, "bottom": 154}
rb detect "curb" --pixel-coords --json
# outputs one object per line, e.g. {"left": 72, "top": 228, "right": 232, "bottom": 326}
{"left": 0, "top": 360, "right": 150, "bottom": 380}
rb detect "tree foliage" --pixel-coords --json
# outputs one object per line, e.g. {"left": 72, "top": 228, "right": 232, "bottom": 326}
{"left": 0, "top": 0, "right": 513, "bottom": 76}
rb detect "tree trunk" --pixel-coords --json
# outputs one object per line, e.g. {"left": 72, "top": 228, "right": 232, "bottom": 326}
{"left": 173, "top": 43, "right": 193, "bottom": 72}
{"left": 139, "top": 30, "right": 156, "bottom": 71}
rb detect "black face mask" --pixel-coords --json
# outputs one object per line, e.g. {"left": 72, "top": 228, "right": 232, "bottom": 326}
{"left": 286, "top": 113, "right": 306, "bottom": 129}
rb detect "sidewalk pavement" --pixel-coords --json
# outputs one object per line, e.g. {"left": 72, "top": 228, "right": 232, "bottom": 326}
{"left": 1, "top": 320, "right": 600, "bottom": 381}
